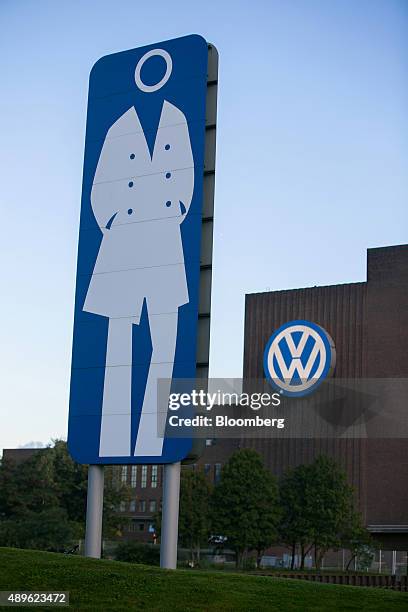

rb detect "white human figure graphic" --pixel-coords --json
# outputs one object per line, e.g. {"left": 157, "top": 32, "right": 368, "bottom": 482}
{"left": 82, "top": 50, "right": 194, "bottom": 457}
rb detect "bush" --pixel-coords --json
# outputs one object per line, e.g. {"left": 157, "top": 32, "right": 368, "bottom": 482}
{"left": 0, "top": 508, "right": 81, "bottom": 552}
{"left": 114, "top": 541, "right": 160, "bottom": 565}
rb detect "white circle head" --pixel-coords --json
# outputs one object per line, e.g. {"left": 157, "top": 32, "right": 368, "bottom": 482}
{"left": 135, "top": 49, "right": 173, "bottom": 93}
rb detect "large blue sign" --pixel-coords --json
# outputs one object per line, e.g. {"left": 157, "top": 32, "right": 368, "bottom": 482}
{"left": 68, "top": 35, "right": 209, "bottom": 464}
{"left": 264, "top": 320, "right": 336, "bottom": 397}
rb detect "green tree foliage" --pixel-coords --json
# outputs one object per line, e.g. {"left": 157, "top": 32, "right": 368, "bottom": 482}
{"left": 0, "top": 508, "right": 81, "bottom": 552}
{"left": 49, "top": 440, "right": 88, "bottom": 523}
{"left": 279, "top": 456, "right": 373, "bottom": 571}
{"left": 279, "top": 464, "right": 313, "bottom": 569}
{"left": 0, "top": 452, "right": 58, "bottom": 518}
{"left": 153, "top": 468, "right": 212, "bottom": 566}
{"left": 211, "top": 449, "right": 280, "bottom": 568}
{"left": 306, "top": 456, "right": 357, "bottom": 570}
{"left": 0, "top": 440, "right": 130, "bottom": 550}
{"left": 178, "top": 469, "right": 212, "bottom": 565}
{"left": 341, "top": 508, "right": 377, "bottom": 571}
{"left": 103, "top": 467, "right": 132, "bottom": 538}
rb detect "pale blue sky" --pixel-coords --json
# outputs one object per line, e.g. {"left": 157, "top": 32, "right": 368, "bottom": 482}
{"left": 1, "top": 0, "right": 407, "bottom": 451}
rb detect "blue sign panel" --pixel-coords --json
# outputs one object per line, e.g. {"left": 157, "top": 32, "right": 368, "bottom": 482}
{"left": 264, "top": 320, "right": 336, "bottom": 397}
{"left": 68, "top": 35, "right": 209, "bottom": 464}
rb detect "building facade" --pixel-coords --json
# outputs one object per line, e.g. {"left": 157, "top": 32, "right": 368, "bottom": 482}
{"left": 208, "top": 243, "right": 408, "bottom": 550}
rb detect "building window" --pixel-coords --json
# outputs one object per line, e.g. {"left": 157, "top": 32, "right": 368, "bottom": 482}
{"left": 129, "top": 500, "right": 136, "bottom": 512}
{"left": 149, "top": 500, "right": 157, "bottom": 513}
{"left": 131, "top": 465, "right": 137, "bottom": 488}
{"left": 125, "top": 521, "right": 144, "bottom": 532}
{"left": 119, "top": 501, "right": 126, "bottom": 512}
{"left": 205, "top": 439, "right": 212, "bottom": 446}
{"left": 121, "top": 466, "right": 128, "bottom": 484}
{"left": 214, "top": 463, "right": 221, "bottom": 484}
{"left": 141, "top": 465, "right": 147, "bottom": 488}
{"left": 139, "top": 500, "right": 146, "bottom": 513}
{"left": 151, "top": 465, "right": 158, "bottom": 488}
{"left": 204, "top": 463, "right": 211, "bottom": 475}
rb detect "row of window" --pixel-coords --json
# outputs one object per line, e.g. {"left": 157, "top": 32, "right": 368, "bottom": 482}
{"left": 119, "top": 499, "right": 157, "bottom": 514}
{"left": 117, "top": 462, "right": 222, "bottom": 489}
{"left": 120, "top": 465, "right": 159, "bottom": 488}
{"left": 126, "top": 521, "right": 155, "bottom": 533}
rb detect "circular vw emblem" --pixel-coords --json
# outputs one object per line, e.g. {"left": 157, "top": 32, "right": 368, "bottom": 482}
{"left": 263, "top": 320, "right": 336, "bottom": 397}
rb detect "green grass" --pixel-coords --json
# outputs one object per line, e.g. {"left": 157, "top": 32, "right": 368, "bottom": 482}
{"left": 0, "top": 548, "right": 407, "bottom": 611}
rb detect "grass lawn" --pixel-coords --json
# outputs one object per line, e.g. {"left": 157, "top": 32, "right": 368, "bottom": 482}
{"left": 0, "top": 548, "right": 407, "bottom": 611}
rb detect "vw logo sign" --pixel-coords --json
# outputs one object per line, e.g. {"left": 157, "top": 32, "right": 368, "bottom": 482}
{"left": 263, "top": 320, "right": 336, "bottom": 397}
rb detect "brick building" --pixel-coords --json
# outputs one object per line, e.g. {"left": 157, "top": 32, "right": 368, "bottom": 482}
{"left": 200, "top": 243, "right": 408, "bottom": 551}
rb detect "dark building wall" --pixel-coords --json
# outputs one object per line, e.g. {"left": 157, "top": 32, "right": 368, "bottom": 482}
{"left": 243, "top": 282, "right": 367, "bottom": 380}
{"left": 113, "top": 463, "right": 164, "bottom": 542}
{"left": 242, "top": 281, "right": 368, "bottom": 516}
{"left": 2, "top": 448, "right": 42, "bottom": 464}
{"left": 365, "top": 245, "right": 408, "bottom": 378}
{"left": 240, "top": 244, "right": 408, "bottom": 533}
{"left": 364, "top": 245, "right": 408, "bottom": 528}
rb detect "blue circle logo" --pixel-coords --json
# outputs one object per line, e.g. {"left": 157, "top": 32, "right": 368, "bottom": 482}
{"left": 263, "top": 320, "right": 336, "bottom": 397}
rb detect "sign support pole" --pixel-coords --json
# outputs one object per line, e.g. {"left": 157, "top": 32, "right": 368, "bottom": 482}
{"left": 160, "top": 461, "right": 181, "bottom": 569}
{"left": 84, "top": 465, "right": 104, "bottom": 558}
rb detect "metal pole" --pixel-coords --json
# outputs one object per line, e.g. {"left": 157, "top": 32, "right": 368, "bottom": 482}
{"left": 160, "top": 461, "right": 181, "bottom": 569}
{"left": 84, "top": 465, "right": 104, "bottom": 558}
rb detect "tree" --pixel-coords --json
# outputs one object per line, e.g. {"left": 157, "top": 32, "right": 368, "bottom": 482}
{"left": 103, "top": 466, "right": 132, "bottom": 538}
{"left": 341, "top": 508, "right": 377, "bottom": 572}
{"left": 210, "top": 449, "right": 280, "bottom": 568}
{"left": 178, "top": 469, "right": 212, "bottom": 565}
{"left": 0, "top": 440, "right": 130, "bottom": 549}
{"left": 0, "top": 452, "right": 58, "bottom": 519}
{"left": 49, "top": 440, "right": 88, "bottom": 523}
{"left": 153, "top": 468, "right": 212, "bottom": 566}
{"left": 279, "top": 456, "right": 370, "bottom": 572}
{"left": 0, "top": 508, "right": 81, "bottom": 552}
{"left": 303, "top": 456, "right": 360, "bottom": 571}
{"left": 279, "top": 464, "right": 314, "bottom": 570}
{"left": 44, "top": 441, "right": 131, "bottom": 535}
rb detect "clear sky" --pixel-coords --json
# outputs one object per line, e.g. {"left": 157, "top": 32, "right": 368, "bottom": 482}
{"left": 1, "top": 0, "right": 407, "bottom": 452}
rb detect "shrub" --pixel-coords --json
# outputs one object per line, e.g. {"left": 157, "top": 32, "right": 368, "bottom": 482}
{"left": 0, "top": 508, "right": 80, "bottom": 552}
{"left": 114, "top": 541, "right": 160, "bottom": 565}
